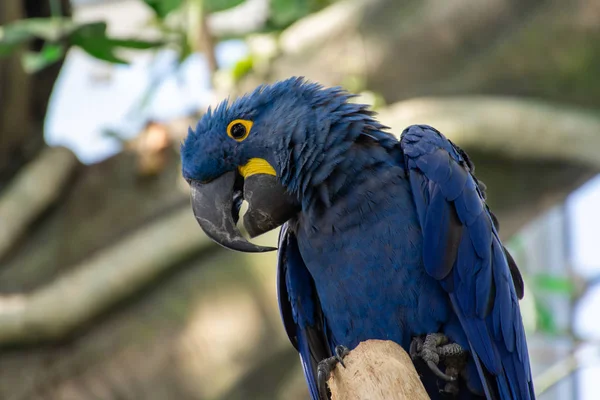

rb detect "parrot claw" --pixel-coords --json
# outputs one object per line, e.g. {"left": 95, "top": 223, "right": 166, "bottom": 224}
{"left": 317, "top": 345, "right": 350, "bottom": 400}
{"left": 411, "top": 333, "right": 466, "bottom": 394}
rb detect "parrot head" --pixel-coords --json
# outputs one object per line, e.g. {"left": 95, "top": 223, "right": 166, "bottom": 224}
{"left": 181, "top": 77, "right": 390, "bottom": 252}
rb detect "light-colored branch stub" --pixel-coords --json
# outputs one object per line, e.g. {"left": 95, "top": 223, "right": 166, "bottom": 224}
{"left": 327, "top": 340, "right": 430, "bottom": 400}
{"left": 0, "top": 207, "right": 213, "bottom": 345}
{"left": 0, "top": 146, "right": 78, "bottom": 259}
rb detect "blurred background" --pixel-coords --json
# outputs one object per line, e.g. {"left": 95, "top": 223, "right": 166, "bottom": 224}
{"left": 0, "top": 0, "right": 599, "bottom": 399}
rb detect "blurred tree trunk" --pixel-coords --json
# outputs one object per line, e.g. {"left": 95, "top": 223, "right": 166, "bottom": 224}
{"left": 0, "top": 0, "right": 599, "bottom": 399}
{"left": 0, "top": 0, "right": 72, "bottom": 190}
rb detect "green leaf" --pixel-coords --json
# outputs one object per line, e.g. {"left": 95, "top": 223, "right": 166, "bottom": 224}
{"left": 270, "top": 0, "right": 310, "bottom": 28}
{"left": 532, "top": 273, "right": 575, "bottom": 295}
{"left": 204, "top": 0, "right": 246, "bottom": 13}
{"left": 231, "top": 55, "right": 253, "bottom": 81}
{"left": 102, "top": 37, "right": 165, "bottom": 50}
{"left": 70, "top": 22, "right": 127, "bottom": 64}
{"left": 21, "top": 43, "right": 64, "bottom": 73}
{"left": 143, "top": 0, "right": 184, "bottom": 18}
{"left": 70, "top": 22, "right": 164, "bottom": 65}
{"left": 534, "top": 299, "right": 557, "bottom": 334}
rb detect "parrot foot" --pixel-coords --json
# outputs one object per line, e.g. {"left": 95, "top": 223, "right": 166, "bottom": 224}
{"left": 317, "top": 345, "right": 350, "bottom": 400}
{"left": 410, "top": 333, "right": 466, "bottom": 395}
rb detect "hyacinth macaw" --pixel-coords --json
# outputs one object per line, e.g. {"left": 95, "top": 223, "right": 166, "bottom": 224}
{"left": 181, "top": 77, "right": 535, "bottom": 400}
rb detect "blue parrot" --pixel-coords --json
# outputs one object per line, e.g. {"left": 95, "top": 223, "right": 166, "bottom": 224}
{"left": 181, "top": 77, "right": 535, "bottom": 400}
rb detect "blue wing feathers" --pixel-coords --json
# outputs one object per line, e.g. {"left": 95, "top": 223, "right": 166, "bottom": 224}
{"left": 277, "top": 225, "right": 299, "bottom": 349}
{"left": 401, "top": 125, "right": 535, "bottom": 400}
{"left": 409, "top": 170, "right": 429, "bottom": 228}
{"left": 455, "top": 234, "right": 476, "bottom": 313}
{"left": 423, "top": 185, "right": 456, "bottom": 280}
{"left": 454, "top": 181, "right": 483, "bottom": 226}
{"left": 474, "top": 255, "right": 493, "bottom": 318}
{"left": 443, "top": 157, "right": 469, "bottom": 201}
{"left": 276, "top": 226, "right": 321, "bottom": 400}
{"left": 297, "top": 333, "right": 320, "bottom": 400}
{"left": 453, "top": 298, "right": 502, "bottom": 374}
{"left": 469, "top": 214, "right": 492, "bottom": 259}
{"left": 277, "top": 223, "right": 332, "bottom": 400}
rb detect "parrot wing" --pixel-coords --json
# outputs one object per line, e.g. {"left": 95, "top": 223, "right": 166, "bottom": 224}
{"left": 277, "top": 223, "right": 332, "bottom": 400}
{"left": 400, "top": 125, "right": 534, "bottom": 400}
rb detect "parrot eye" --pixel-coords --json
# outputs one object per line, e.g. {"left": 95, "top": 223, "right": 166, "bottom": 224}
{"left": 227, "top": 119, "right": 253, "bottom": 142}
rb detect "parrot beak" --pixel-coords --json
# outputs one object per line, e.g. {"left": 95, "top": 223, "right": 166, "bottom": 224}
{"left": 242, "top": 173, "right": 299, "bottom": 238}
{"left": 189, "top": 170, "right": 298, "bottom": 253}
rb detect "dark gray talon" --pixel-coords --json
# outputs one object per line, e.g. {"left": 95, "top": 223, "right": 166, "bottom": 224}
{"left": 317, "top": 345, "right": 351, "bottom": 400}
{"left": 427, "top": 360, "right": 456, "bottom": 381}
{"left": 411, "top": 333, "right": 467, "bottom": 394}
{"left": 317, "top": 361, "right": 333, "bottom": 400}
{"left": 334, "top": 345, "right": 350, "bottom": 368}
{"left": 409, "top": 336, "right": 423, "bottom": 359}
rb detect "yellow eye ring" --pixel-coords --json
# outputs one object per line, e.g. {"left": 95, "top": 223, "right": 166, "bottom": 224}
{"left": 227, "top": 119, "right": 253, "bottom": 142}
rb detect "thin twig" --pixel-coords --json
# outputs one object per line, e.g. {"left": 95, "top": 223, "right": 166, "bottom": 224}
{"left": 534, "top": 343, "right": 600, "bottom": 396}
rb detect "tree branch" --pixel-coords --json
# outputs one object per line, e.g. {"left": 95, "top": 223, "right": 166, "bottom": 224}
{"left": 0, "top": 207, "right": 213, "bottom": 345}
{"left": 327, "top": 340, "right": 429, "bottom": 400}
{"left": 0, "top": 146, "right": 78, "bottom": 260}
{"left": 377, "top": 96, "right": 600, "bottom": 168}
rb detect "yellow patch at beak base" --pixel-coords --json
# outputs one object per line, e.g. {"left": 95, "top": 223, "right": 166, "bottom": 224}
{"left": 238, "top": 158, "right": 276, "bottom": 178}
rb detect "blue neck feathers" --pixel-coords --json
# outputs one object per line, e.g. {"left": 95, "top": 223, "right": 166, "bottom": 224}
{"left": 272, "top": 97, "right": 402, "bottom": 223}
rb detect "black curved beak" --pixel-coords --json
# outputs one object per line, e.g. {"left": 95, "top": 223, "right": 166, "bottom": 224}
{"left": 242, "top": 174, "right": 299, "bottom": 238}
{"left": 189, "top": 171, "right": 298, "bottom": 253}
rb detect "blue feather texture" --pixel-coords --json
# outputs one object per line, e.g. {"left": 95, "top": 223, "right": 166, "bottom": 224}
{"left": 401, "top": 125, "right": 534, "bottom": 399}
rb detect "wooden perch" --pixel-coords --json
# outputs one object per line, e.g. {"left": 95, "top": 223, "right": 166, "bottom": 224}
{"left": 327, "top": 340, "right": 429, "bottom": 400}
